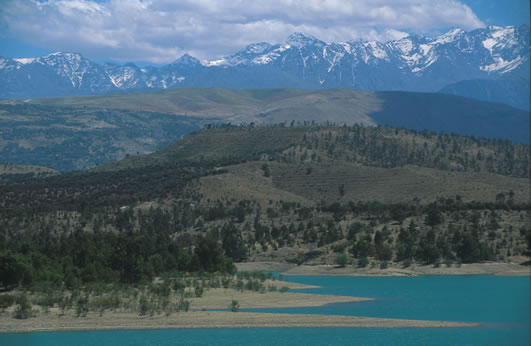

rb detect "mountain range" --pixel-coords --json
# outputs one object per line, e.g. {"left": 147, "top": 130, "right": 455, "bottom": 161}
{"left": 1, "top": 25, "right": 529, "bottom": 110}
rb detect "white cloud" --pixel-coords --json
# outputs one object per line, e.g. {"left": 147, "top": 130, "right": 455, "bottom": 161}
{"left": 1, "top": 0, "right": 485, "bottom": 63}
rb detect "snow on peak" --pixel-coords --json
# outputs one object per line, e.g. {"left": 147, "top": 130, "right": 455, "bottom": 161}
{"left": 14, "top": 58, "right": 35, "bottom": 65}
{"left": 364, "top": 41, "right": 388, "bottom": 59}
{"left": 201, "top": 58, "right": 229, "bottom": 67}
{"left": 392, "top": 38, "right": 414, "bottom": 54}
{"left": 286, "top": 32, "right": 325, "bottom": 48}
{"left": 44, "top": 52, "right": 84, "bottom": 60}
{"left": 489, "top": 26, "right": 516, "bottom": 39}
{"left": 480, "top": 55, "right": 523, "bottom": 73}
{"left": 482, "top": 26, "right": 519, "bottom": 57}
{"left": 241, "top": 42, "right": 272, "bottom": 54}
{"left": 432, "top": 28, "right": 464, "bottom": 45}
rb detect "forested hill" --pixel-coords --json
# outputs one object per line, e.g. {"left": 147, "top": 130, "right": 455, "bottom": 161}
{"left": 1, "top": 125, "right": 530, "bottom": 290}
{"left": 100, "top": 125, "right": 530, "bottom": 179}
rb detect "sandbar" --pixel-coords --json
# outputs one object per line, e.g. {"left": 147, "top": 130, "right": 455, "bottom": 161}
{"left": 0, "top": 311, "right": 477, "bottom": 333}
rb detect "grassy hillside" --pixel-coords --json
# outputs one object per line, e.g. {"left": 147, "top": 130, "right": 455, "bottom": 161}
{"left": 28, "top": 88, "right": 380, "bottom": 125}
{"left": 27, "top": 88, "right": 530, "bottom": 143}
{"left": 0, "top": 163, "right": 58, "bottom": 183}
{"left": 0, "top": 163, "right": 57, "bottom": 175}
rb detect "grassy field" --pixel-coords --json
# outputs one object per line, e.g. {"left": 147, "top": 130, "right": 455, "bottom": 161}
{"left": 27, "top": 88, "right": 381, "bottom": 124}
{"left": 0, "top": 164, "right": 57, "bottom": 175}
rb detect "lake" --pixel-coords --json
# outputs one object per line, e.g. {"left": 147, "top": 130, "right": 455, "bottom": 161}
{"left": 2, "top": 275, "right": 529, "bottom": 345}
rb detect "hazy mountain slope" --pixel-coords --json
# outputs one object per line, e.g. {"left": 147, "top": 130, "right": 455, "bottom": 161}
{"left": 29, "top": 88, "right": 531, "bottom": 143}
{"left": 439, "top": 76, "right": 531, "bottom": 111}
{"left": 0, "top": 103, "right": 201, "bottom": 171}
{"left": 370, "top": 91, "right": 530, "bottom": 143}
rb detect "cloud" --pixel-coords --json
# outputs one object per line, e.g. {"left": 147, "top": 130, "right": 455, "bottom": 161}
{"left": 1, "top": 0, "right": 485, "bottom": 63}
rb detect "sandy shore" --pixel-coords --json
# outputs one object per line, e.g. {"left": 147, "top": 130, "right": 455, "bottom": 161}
{"left": 0, "top": 311, "right": 477, "bottom": 333}
{"left": 189, "top": 287, "right": 369, "bottom": 310}
{"left": 238, "top": 261, "right": 530, "bottom": 277}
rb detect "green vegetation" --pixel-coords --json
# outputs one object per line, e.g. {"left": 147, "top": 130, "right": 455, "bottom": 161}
{"left": 230, "top": 300, "right": 240, "bottom": 312}
{"left": 0, "top": 125, "right": 529, "bottom": 306}
{"left": 335, "top": 253, "right": 348, "bottom": 267}
{"left": 0, "top": 271, "right": 280, "bottom": 318}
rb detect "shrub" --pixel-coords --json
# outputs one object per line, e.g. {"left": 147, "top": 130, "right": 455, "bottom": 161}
{"left": 357, "top": 257, "right": 369, "bottom": 268}
{"left": 90, "top": 294, "right": 122, "bottom": 311}
{"left": 177, "top": 296, "right": 190, "bottom": 312}
{"left": 138, "top": 295, "right": 150, "bottom": 316}
{"left": 194, "top": 285, "right": 204, "bottom": 298}
{"left": 75, "top": 296, "right": 89, "bottom": 317}
{"left": 279, "top": 286, "right": 289, "bottom": 293}
{"left": 230, "top": 300, "right": 239, "bottom": 312}
{"left": 33, "top": 292, "right": 64, "bottom": 308}
{"left": 335, "top": 253, "right": 348, "bottom": 267}
{"left": 0, "top": 294, "right": 16, "bottom": 310}
{"left": 13, "top": 294, "right": 32, "bottom": 319}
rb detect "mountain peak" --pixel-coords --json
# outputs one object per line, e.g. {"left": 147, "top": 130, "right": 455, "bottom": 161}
{"left": 172, "top": 53, "right": 200, "bottom": 65}
{"left": 433, "top": 27, "right": 464, "bottom": 44}
{"left": 239, "top": 42, "right": 272, "bottom": 55}
{"left": 286, "top": 32, "right": 325, "bottom": 48}
{"left": 44, "top": 52, "right": 84, "bottom": 60}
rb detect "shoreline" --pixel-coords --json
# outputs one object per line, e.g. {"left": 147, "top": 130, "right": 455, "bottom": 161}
{"left": 0, "top": 281, "right": 478, "bottom": 334}
{"left": 0, "top": 311, "right": 478, "bottom": 334}
{"left": 236, "top": 261, "right": 531, "bottom": 277}
{"left": 1, "top": 265, "right": 523, "bottom": 334}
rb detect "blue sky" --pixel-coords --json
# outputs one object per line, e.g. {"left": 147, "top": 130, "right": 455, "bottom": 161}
{"left": 0, "top": 0, "right": 529, "bottom": 64}
{"left": 460, "top": 0, "right": 529, "bottom": 26}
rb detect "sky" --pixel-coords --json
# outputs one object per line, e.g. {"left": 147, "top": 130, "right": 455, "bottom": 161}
{"left": 0, "top": 0, "right": 529, "bottom": 64}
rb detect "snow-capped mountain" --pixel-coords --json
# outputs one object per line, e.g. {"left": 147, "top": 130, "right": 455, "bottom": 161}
{"left": 1, "top": 25, "right": 529, "bottom": 109}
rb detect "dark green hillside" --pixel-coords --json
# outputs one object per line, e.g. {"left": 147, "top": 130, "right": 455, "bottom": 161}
{"left": 96, "top": 126, "right": 310, "bottom": 171}
{"left": 101, "top": 125, "right": 530, "bottom": 180}
{"left": 1, "top": 126, "right": 529, "bottom": 291}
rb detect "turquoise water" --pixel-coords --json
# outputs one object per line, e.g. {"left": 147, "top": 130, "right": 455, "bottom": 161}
{"left": 2, "top": 275, "right": 529, "bottom": 345}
